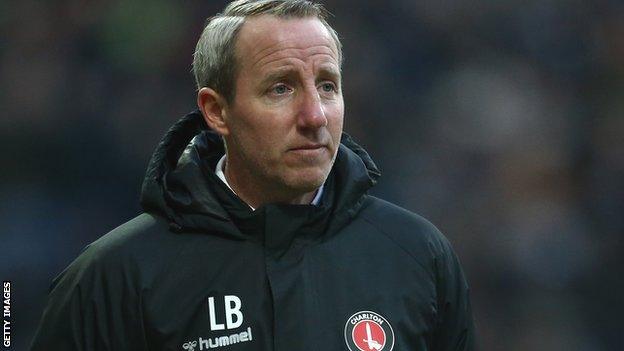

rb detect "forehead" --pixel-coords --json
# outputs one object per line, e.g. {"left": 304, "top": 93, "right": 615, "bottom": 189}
{"left": 234, "top": 15, "right": 339, "bottom": 72}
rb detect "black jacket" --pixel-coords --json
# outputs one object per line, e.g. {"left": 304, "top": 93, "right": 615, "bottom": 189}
{"left": 30, "top": 110, "right": 475, "bottom": 351}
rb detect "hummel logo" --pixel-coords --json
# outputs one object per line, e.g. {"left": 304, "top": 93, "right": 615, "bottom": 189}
{"left": 182, "top": 340, "right": 197, "bottom": 351}
{"left": 182, "top": 327, "right": 253, "bottom": 350}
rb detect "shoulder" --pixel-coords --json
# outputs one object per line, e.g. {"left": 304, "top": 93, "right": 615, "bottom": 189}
{"left": 33, "top": 214, "right": 171, "bottom": 349}
{"left": 79, "top": 213, "right": 170, "bottom": 266}
{"left": 86, "top": 213, "right": 170, "bottom": 259}
{"left": 357, "top": 196, "right": 454, "bottom": 260}
{"left": 51, "top": 213, "right": 184, "bottom": 292}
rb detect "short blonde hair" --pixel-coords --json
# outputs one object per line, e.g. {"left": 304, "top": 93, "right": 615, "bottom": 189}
{"left": 192, "top": 0, "right": 342, "bottom": 104}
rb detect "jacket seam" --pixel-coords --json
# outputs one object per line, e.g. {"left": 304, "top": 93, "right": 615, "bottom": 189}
{"left": 139, "top": 214, "right": 191, "bottom": 350}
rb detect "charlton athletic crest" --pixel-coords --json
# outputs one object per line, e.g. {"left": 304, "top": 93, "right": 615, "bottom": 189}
{"left": 344, "top": 311, "right": 395, "bottom": 351}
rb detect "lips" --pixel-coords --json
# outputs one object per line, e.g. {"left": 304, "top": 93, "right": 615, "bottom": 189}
{"left": 290, "top": 144, "right": 325, "bottom": 151}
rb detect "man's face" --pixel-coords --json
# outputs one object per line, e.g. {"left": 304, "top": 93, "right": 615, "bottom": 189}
{"left": 223, "top": 15, "right": 344, "bottom": 195}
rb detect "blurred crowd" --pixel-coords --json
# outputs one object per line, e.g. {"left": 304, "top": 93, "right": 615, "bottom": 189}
{"left": 1, "top": 0, "right": 623, "bottom": 350}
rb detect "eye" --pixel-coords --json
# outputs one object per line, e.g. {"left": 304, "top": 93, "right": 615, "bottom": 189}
{"left": 271, "top": 84, "right": 290, "bottom": 95}
{"left": 320, "top": 82, "right": 337, "bottom": 93}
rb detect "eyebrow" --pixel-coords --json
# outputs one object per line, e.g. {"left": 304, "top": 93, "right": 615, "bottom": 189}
{"left": 259, "top": 68, "right": 295, "bottom": 87}
{"left": 317, "top": 66, "right": 341, "bottom": 82}
{"left": 259, "top": 64, "right": 342, "bottom": 87}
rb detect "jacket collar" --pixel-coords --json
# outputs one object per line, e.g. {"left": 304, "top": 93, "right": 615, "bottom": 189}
{"left": 140, "top": 110, "right": 380, "bottom": 245}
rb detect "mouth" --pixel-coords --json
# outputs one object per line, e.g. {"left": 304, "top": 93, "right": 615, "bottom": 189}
{"left": 289, "top": 144, "right": 326, "bottom": 151}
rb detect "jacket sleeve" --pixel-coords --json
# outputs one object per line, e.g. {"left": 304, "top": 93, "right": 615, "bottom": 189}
{"left": 29, "top": 244, "right": 148, "bottom": 351}
{"left": 432, "top": 237, "right": 477, "bottom": 351}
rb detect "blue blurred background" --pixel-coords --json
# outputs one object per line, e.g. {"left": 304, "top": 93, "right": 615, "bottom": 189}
{"left": 2, "top": 0, "right": 623, "bottom": 350}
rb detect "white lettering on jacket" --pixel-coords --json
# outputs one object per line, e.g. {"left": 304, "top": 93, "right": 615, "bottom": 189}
{"left": 208, "top": 295, "right": 244, "bottom": 331}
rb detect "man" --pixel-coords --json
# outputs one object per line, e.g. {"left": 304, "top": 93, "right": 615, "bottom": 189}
{"left": 31, "top": 1, "right": 475, "bottom": 350}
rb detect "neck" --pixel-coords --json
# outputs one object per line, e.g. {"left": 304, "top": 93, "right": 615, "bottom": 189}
{"left": 222, "top": 155, "right": 317, "bottom": 209}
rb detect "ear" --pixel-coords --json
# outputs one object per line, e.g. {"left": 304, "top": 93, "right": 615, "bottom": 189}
{"left": 197, "top": 87, "right": 230, "bottom": 136}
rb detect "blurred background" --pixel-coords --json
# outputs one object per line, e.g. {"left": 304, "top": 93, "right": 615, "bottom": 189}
{"left": 1, "top": 0, "right": 623, "bottom": 350}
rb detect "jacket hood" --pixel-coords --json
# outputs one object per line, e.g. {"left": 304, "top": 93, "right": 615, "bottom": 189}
{"left": 140, "top": 110, "right": 380, "bottom": 239}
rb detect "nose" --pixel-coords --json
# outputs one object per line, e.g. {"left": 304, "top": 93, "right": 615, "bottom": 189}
{"left": 297, "top": 86, "right": 327, "bottom": 130}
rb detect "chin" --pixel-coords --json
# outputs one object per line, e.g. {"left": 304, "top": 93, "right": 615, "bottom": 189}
{"left": 282, "top": 167, "right": 328, "bottom": 193}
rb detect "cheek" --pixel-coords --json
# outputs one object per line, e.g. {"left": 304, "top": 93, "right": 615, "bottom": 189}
{"left": 326, "top": 104, "right": 344, "bottom": 136}
{"left": 238, "top": 113, "right": 286, "bottom": 156}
